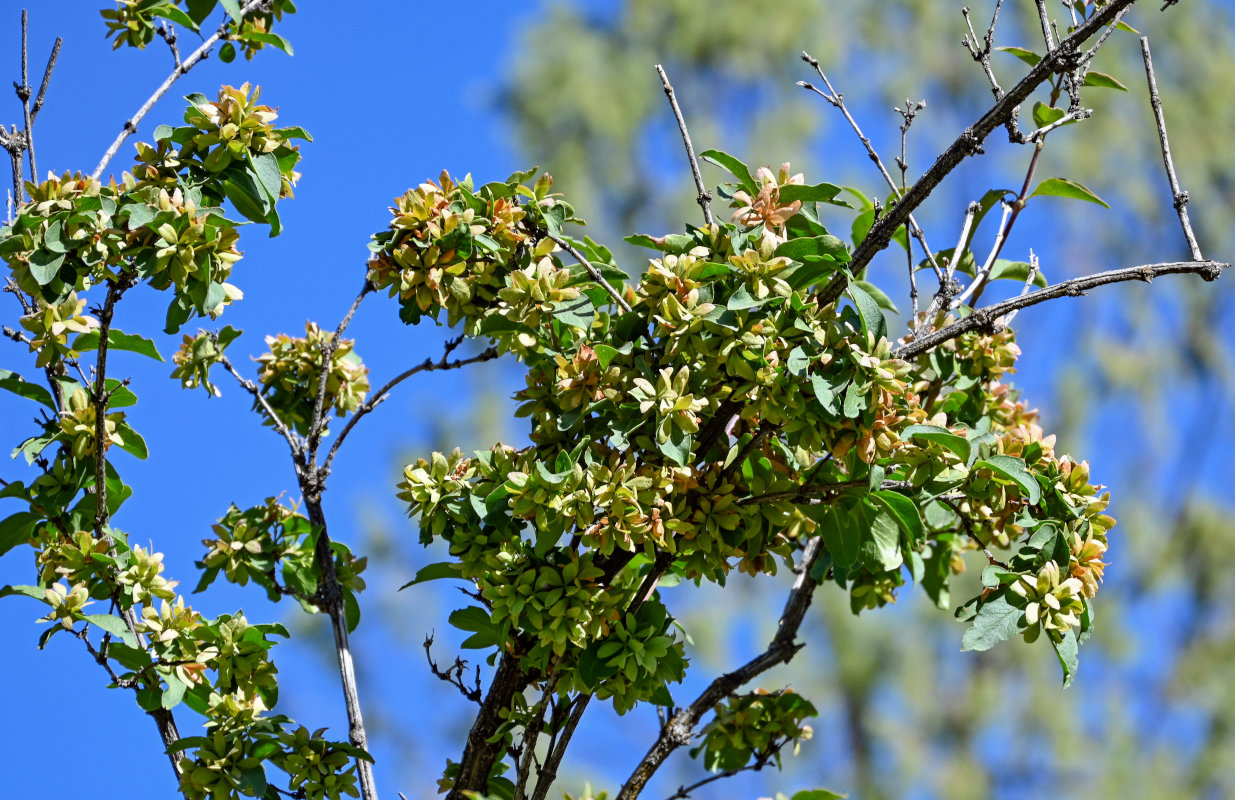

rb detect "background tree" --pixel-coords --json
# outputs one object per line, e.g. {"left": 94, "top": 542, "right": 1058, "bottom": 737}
{"left": 2, "top": 4, "right": 1225, "bottom": 800}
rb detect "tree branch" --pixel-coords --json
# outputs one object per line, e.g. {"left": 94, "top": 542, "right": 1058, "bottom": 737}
{"left": 217, "top": 352, "right": 305, "bottom": 461}
{"left": 896, "top": 259, "right": 1229, "bottom": 361}
{"left": 529, "top": 694, "right": 591, "bottom": 800}
{"left": 301, "top": 495, "right": 379, "bottom": 800}
{"left": 614, "top": 536, "right": 826, "bottom": 800}
{"left": 85, "top": 273, "right": 184, "bottom": 778}
{"left": 450, "top": 651, "right": 534, "bottom": 799}
{"left": 543, "top": 229, "right": 636, "bottom": 315}
{"left": 814, "top": 0, "right": 1142, "bottom": 309}
{"left": 304, "top": 282, "right": 371, "bottom": 470}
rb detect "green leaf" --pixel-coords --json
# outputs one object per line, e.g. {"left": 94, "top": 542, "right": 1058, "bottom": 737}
{"left": 12, "top": 429, "right": 58, "bottom": 464}
{"left": 623, "top": 233, "right": 660, "bottom": 251}
{"left": 862, "top": 506, "right": 904, "bottom": 572}
{"left": 248, "top": 151, "right": 285, "bottom": 203}
{"left": 900, "top": 424, "right": 971, "bottom": 464}
{"left": 43, "top": 219, "right": 71, "bottom": 253}
{"left": 995, "top": 45, "right": 1041, "bottom": 67}
{"left": 0, "top": 370, "right": 56, "bottom": 410}
{"left": 551, "top": 296, "right": 595, "bottom": 330}
{"left": 592, "top": 343, "right": 625, "bottom": 369}
{"left": 779, "top": 182, "right": 848, "bottom": 206}
{"left": 870, "top": 490, "right": 925, "bottom": 548}
{"left": 961, "top": 593, "right": 1022, "bottom": 651}
{"left": 980, "top": 564, "right": 1020, "bottom": 589}
{"left": 28, "top": 250, "right": 65, "bottom": 286}
{"left": 851, "top": 207, "right": 875, "bottom": 249}
{"left": 699, "top": 149, "right": 756, "bottom": 193}
{"left": 974, "top": 455, "right": 1041, "bottom": 505}
{"left": 106, "top": 380, "right": 139, "bottom": 409}
{"left": 218, "top": 0, "right": 242, "bottom": 22}
{"left": 725, "top": 284, "right": 765, "bottom": 311}
{"left": 817, "top": 506, "right": 860, "bottom": 569}
{"left": 115, "top": 423, "right": 150, "bottom": 460}
{"left": 0, "top": 511, "right": 40, "bottom": 558}
{"left": 847, "top": 282, "right": 887, "bottom": 341}
{"left": 774, "top": 234, "right": 849, "bottom": 264}
{"left": 240, "top": 31, "right": 294, "bottom": 55}
{"left": 1029, "top": 177, "right": 1110, "bottom": 209}
{"left": 152, "top": 6, "right": 199, "bottom": 31}
{"left": 0, "top": 584, "right": 44, "bottom": 601}
{"left": 70, "top": 329, "right": 164, "bottom": 362}
{"left": 789, "top": 791, "right": 848, "bottom": 800}
{"left": 277, "top": 125, "right": 313, "bottom": 142}
{"left": 1032, "top": 101, "right": 1067, "bottom": 129}
{"left": 344, "top": 590, "right": 360, "bottom": 633}
{"left": 659, "top": 427, "right": 692, "bottom": 467}
{"left": 125, "top": 202, "right": 157, "bottom": 231}
{"left": 399, "top": 561, "right": 464, "bottom": 590}
{"left": 450, "top": 606, "right": 499, "bottom": 649}
{"left": 853, "top": 279, "right": 899, "bottom": 314}
{"left": 83, "top": 613, "right": 138, "bottom": 648}
{"left": 183, "top": 0, "right": 218, "bottom": 25}
{"left": 1053, "top": 628, "right": 1079, "bottom": 688}
{"left": 1083, "top": 70, "right": 1128, "bottom": 92}
{"left": 988, "top": 259, "right": 1048, "bottom": 287}
{"left": 236, "top": 765, "right": 268, "bottom": 798}
{"left": 223, "top": 171, "right": 272, "bottom": 224}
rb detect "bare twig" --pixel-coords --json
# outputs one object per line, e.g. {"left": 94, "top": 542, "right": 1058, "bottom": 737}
{"left": 953, "top": 200, "right": 1013, "bottom": 308}
{"left": 897, "top": 259, "right": 1229, "bottom": 361}
{"left": 1026, "top": 106, "right": 1092, "bottom": 141}
{"left": 423, "top": 633, "right": 483, "bottom": 705}
{"left": 156, "top": 23, "right": 181, "bottom": 69}
{"left": 1034, "top": 0, "right": 1057, "bottom": 52}
{"left": 321, "top": 337, "right": 499, "bottom": 475}
{"left": 302, "top": 495, "right": 378, "bottom": 800}
{"left": 940, "top": 496, "right": 1011, "bottom": 568}
{"left": 655, "top": 65, "right": 714, "bottom": 227}
{"left": 998, "top": 249, "right": 1040, "bottom": 326}
{"left": 948, "top": 202, "right": 979, "bottom": 281}
{"left": 1140, "top": 36, "right": 1204, "bottom": 261}
{"left": 82, "top": 274, "right": 184, "bottom": 778}
{"left": 513, "top": 675, "right": 561, "bottom": 800}
{"left": 896, "top": 98, "right": 926, "bottom": 328}
{"left": 962, "top": 0, "right": 1007, "bottom": 101}
{"left": 217, "top": 352, "right": 305, "bottom": 460}
{"left": 14, "top": 13, "right": 60, "bottom": 185}
{"left": 799, "top": 54, "right": 943, "bottom": 281}
{"left": 92, "top": 0, "right": 272, "bottom": 179}
{"left": 615, "top": 536, "right": 826, "bottom": 800}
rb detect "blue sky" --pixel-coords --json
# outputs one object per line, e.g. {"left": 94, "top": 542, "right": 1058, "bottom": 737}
{"left": 1, "top": 3, "right": 1233, "bottom": 800}
{"left": 0, "top": 3, "right": 549, "bottom": 797}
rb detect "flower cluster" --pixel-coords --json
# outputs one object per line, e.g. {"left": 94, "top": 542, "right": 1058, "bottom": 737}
{"left": 254, "top": 322, "right": 370, "bottom": 436}
{"left": 170, "top": 326, "right": 242, "bottom": 397}
{"left": 693, "top": 689, "right": 817, "bottom": 772}
{"left": 19, "top": 292, "right": 98, "bottom": 367}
